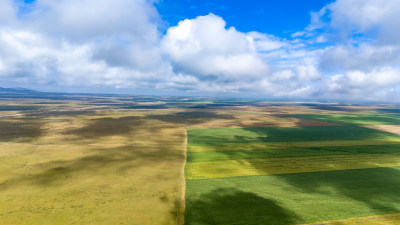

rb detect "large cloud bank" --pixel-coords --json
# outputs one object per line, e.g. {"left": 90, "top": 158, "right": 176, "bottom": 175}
{"left": 0, "top": 0, "right": 400, "bottom": 101}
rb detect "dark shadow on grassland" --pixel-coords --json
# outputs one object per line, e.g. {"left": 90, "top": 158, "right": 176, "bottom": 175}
{"left": 34, "top": 110, "right": 96, "bottom": 117}
{"left": 64, "top": 116, "right": 144, "bottom": 139}
{"left": 0, "top": 105, "right": 44, "bottom": 111}
{"left": 292, "top": 114, "right": 400, "bottom": 125}
{"left": 0, "top": 143, "right": 183, "bottom": 188}
{"left": 19, "top": 110, "right": 97, "bottom": 119}
{"left": 377, "top": 109, "right": 400, "bottom": 113}
{"left": 246, "top": 126, "right": 400, "bottom": 143}
{"left": 271, "top": 167, "right": 400, "bottom": 215}
{"left": 146, "top": 111, "right": 235, "bottom": 125}
{"left": 299, "top": 103, "right": 365, "bottom": 112}
{"left": 0, "top": 119, "right": 44, "bottom": 141}
{"left": 187, "top": 127, "right": 400, "bottom": 217}
{"left": 184, "top": 188, "right": 300, "bottom": 225}
{"left": 187, "top": 126, "right": 400, "bottom": 146}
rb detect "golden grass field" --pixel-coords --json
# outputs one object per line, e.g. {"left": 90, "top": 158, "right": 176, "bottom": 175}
{"left": 301, "top": 213, "right": 400, "bottom": 225}
{"left": 0, "top": 107, "right": 186, "bottom": 225}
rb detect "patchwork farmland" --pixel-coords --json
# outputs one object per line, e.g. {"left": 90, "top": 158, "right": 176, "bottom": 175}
{"left": 185, "top": 112, "right": 400, "bottom": 224}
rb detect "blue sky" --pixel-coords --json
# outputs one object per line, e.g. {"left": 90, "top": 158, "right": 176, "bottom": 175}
{"left": 1, "top": 0, "right": 400, "bottom": 101}
{"left": 156, "top": 0, "right": 333, "bottom": 37}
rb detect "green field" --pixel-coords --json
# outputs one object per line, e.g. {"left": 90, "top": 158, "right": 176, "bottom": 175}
{"left": 293, "top": 114, "right": 400, "bottom": 125}
{"left": 185, "top": 123, "right": 400, "bottom": 224}
{"left": 187, "top": 144, "right": 400, "bottom": 162}
{"left": 186, "top": 167, "right": 400, "bottom": 225}
{"left": 187, "top": 126, "right": 400, "bottom": 146}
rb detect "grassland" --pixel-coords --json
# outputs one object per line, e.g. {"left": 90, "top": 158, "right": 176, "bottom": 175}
{"left": 0, "top": 97, "right": 191, "bottom": 225}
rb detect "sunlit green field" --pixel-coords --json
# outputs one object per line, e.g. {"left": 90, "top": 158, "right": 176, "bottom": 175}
{"left": 185, "top": 121, "right": 400, "bottom": 224}
{"left": 186, "top": 167, "right": 400, "bottom": 225}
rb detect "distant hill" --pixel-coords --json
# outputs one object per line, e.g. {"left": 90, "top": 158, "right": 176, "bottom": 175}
{"left": 0, "top": 87, "right": 40, "bottom": 94}
{"left": 0, "top": 86, "right": 94, "bottom": 100}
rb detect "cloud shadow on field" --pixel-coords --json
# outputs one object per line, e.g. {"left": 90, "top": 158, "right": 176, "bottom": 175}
{"left": 0, "top": 120, "right": 44, "bottom": 142}
{"left": 271, "top": 167, "right": 400, "bottom": 215}
{"left": 188, "top": 125, "right": 400, "bottom": 217}
{"left": 235, "top": 128, "right": 400, "bottom": 215}
{"left": 188, "top": 125, "right": 397, "bottom": 146}
{"left": 1, "top": 143, "right": 183, "bottom": 188}
{"left": 146, "top": 111, "right": 235, "bottom": 125}
{"left": 184, "top": 188, "right": 300, "bottom": 225}
{"left": 64, "top": 116, "right": 145, "bottom": 139}
{"left": 0, "top": 105, "right": 44, "bottom": 111}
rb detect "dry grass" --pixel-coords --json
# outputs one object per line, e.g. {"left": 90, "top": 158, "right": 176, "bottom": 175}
{"left": 364, "top": 125, "right": 400, "bottom": 135}
{"left": 0, "top": 110, "right": 186, "bottom": 225}
{"left": 187, "top": 106, "right": 341, "bottom": 129}
{"left": 301, "top": 213, "right": 400, "bottom": 225}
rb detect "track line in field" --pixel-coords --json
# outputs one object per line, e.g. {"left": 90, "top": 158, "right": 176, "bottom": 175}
{"left": 299, "top": 213, "right": 400, "bottom": 225}
{"left": 176, "top": 128, "right": 187, "bottom": 225}
{"left": 1, "top": 143, "right": 39, "bottom": 203}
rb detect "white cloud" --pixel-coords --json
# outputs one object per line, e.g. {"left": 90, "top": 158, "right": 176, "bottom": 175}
{"left": 311, "top": 0, "right": 400, "bottom": 44}
{"left": 27, "top": 0, "right": 160, "bottom": 40}
{"left": 247, "top": 32, "right": 285, "bottom": 51}
{"left": 0, "top": 0, "right": 17, "bottom": 25}
{"left": 0, "top": 0, "right": 174, "bottom": 90}
{"left": 315, "top": 67, "right": 400, "bottom": 101}
{"left": 319, "top": 44, "right": 400, "bottom": 73}
{"left": 161, "top": 14, "right": 268, "bottom": 80}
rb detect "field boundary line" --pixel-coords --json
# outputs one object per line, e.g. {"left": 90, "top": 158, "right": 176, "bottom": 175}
{"left": 176, "top": 128, "right": 187, "bottom": 225}
{"left": 298, "top": 213, "right": 400, "bottom": 225}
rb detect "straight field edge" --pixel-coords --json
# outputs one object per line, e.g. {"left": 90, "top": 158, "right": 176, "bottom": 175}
{"left": 298, "top": 213, "right": 400, "bottom": 225}
{"left": 176, "top": 128, "right": 187, "bottom": 225}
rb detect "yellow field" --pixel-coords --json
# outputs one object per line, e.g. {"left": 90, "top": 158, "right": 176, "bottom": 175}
{"left": 302, "top": 213, "right": 400, "bottom": 225}
{"left": 189, "top": 140, "right": 400, "bottom": 152}
{"left": 0, "top": 110, "right": 186, "bottom": 225}
{"left": 186, "top": 154, "right": 400, "bottom": 179}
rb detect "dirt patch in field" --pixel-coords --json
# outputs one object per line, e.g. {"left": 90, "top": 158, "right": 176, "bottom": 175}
{"left": 301, "top": 213, "right": 400, "bottom": 225}
{"left": 364, "top": 125, "right": 400, "bottom": 135}
{"left": 187, "top": 111, "right": 342, "bottom": 129}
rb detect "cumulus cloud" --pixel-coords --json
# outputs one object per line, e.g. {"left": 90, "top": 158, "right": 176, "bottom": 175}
{"left": 0, "top": 0, "right": 17, "bottom": 25}
{"left": 325, "top": 0, "right": 400, "bottom": 44}
{"left": 315, "top": 67, "right": 400, "bottom": 101}
{"left": 0, "top": 0, "right": 175, "bottom": 91}
{"left": 27, "top": 0, "right": 160, "bottom": 40}
{"left": 319, "top": 44, "right": 400, "bottom": 73}
{"left": 161, "top": 14, "right": 268, "bottom": 81}
{"left": 295, "top": 0, "right": 400, "bottom": 101}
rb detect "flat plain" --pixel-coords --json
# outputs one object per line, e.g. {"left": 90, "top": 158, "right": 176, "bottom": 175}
{"left": 2, "top": 90, "right": 400, "bottom": 225}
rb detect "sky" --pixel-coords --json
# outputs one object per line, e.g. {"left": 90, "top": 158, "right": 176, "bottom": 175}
{"left": 1, "top": 0, "right": 400, "bottom": 101}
